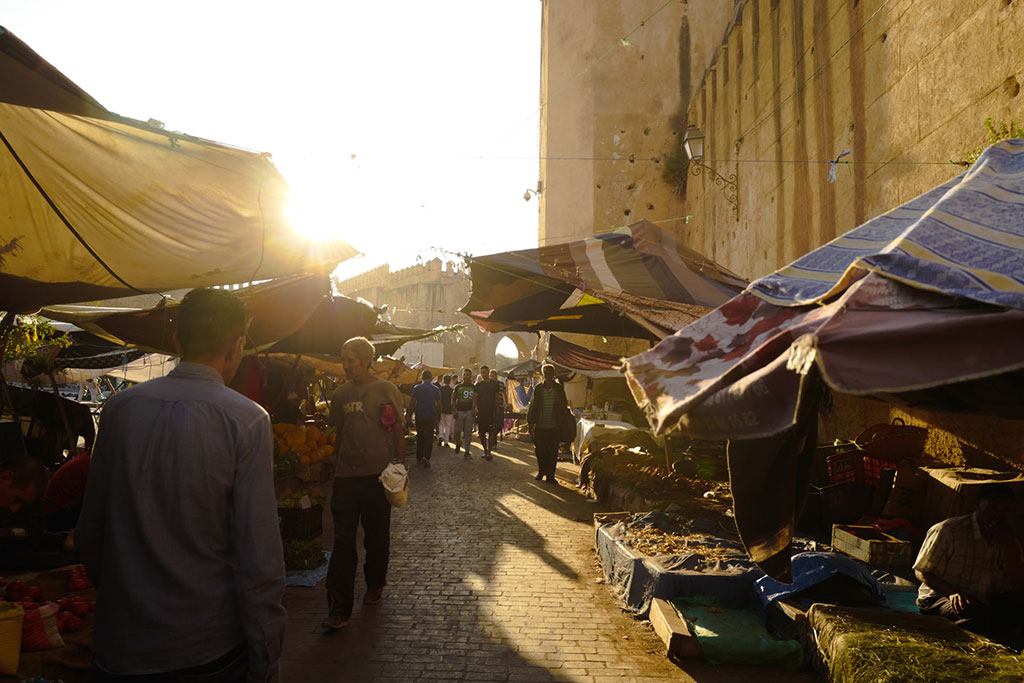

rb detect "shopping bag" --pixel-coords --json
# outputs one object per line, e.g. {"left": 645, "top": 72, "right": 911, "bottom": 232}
{"left": 379, "top": 463, "right": 409, "bottom": 508}
{"left": 0, "top": 602, "right": 24, "bottom": 675}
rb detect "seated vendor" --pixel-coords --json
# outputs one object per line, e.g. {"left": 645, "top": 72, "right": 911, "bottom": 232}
{"left": 42, "top": 448, "right": 92, "bottom": 531}
{"left": 0, "top": 455, "right": 48, "bottom": 513}
{"left": 914, "top": 483, "right": 1024, "bottom": 647}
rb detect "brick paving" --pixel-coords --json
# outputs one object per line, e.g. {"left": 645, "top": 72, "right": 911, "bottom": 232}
{"left": 280, "top": 436, "right": 815, "bottom": 682}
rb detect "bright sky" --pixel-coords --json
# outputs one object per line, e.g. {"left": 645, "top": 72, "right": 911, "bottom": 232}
{"left": 0, "top": 1, "right": 542, "bottom": 281}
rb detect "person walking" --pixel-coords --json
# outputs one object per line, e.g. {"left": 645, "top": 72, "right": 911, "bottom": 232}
{"left": 407, "top": 369, "right": 441, "bottom": 468}
{"left": 324, "top": 336, "right": 406, "bottom": 630}
{"left": 76, "top": 287, "right": 286, "bottom": 682}
{"left": 473, "top": 366, "right": 500, "bottom": 460}
{"left": 452, "top": 368, "right": 476, "bottom": 459}
{"left": 438, "top": 375, "right": 454, "bottom": 448}
{"left": 527, "top": 362, "right": 568, "bottom": 485}
{"left": 491, "top": 369, "right": 507, "bottom": 442}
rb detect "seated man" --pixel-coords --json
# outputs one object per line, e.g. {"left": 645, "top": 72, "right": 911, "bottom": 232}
{"left": 0, "top": 455, "right": 47, "bottom": 513}
{"left": 914, "top": 483, "right": 1024, "bottom": 647}
{"left": 43, "top": 448, "right": 92, "bottom": 531}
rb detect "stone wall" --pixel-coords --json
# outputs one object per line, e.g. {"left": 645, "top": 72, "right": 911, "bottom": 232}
{"left": 683, "top": 0, "right": 1024, "bottom": 470}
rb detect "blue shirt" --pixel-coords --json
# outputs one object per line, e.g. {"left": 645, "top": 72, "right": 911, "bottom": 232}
{"left": 411, "top": 381, "right": 442, "bottom": 420}
{"left": 76, "top": 363, "right": 286, "bottom": 681}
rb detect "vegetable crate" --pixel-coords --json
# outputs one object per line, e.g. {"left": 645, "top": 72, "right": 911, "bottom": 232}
{"left": 278, "top": 504, "right": 323, "bottom": 541}
{"left": 827, "top": 450, "right": 898, "bottom": 485}
{"left": 831, "top": 523, "right": 911, "bottom": 569}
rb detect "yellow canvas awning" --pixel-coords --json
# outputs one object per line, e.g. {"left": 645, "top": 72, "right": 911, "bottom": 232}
{"left": 0, "top": 26, "right": 357, "bottom": 312}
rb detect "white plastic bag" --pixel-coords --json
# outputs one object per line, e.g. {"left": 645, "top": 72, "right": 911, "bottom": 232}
{"left": 379, "top": 463, "right": 409, "bottom": 507}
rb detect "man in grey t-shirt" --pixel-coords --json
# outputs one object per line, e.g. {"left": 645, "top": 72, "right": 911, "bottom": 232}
{"left": 324, "top": 336, "right": 406, "bottom": 629}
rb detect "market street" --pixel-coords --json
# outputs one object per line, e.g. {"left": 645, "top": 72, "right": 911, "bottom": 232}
{"left": 280, "top": 436, "right": 813, "bottom": 682}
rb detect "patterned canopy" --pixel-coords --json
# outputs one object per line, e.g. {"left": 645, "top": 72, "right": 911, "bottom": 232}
{"left": 623, "top": 140, "right": 1024, "bottom": 578}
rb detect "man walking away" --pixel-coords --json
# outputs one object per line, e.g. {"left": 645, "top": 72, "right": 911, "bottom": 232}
{"left": 491, "top": 369, "right": 507, "bottom": 442}
{"left": 473, "top": 366, "right": 500, "bottom": 460}
{"left": 438, "top": 375, "right": 454, "bottom": 448}
{"left": 76, "top": 287, "right": 286, "bottom": 682}
{"left": 453, "top": 368, "right": 476, "bottom": 459}
{"left": 325, "top": 336, "right": 406, "bottom": 629}
{"left": 407, "top": 370, "right": 441, "bottom": 468}
{"left": 527, "top": 362, "right": 567, "bottom": 485}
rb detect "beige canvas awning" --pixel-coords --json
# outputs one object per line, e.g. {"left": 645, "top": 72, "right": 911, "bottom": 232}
{"left": 0, "top": 26, "right": 357, "bottom": 312}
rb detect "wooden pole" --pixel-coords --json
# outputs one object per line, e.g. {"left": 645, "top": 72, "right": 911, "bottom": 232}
{"left": 47, "top": 371, "right": 77, "bottom": 455}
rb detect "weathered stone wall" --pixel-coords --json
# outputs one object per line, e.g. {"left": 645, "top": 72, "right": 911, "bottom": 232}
{"left": 683, "top": 0, "right": 1024, "bottom": 470}
{"left": 538, "top": 0, "right": 734, "bottom": 245}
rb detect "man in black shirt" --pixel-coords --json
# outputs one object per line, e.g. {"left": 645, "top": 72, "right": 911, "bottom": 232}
{"left": 453, "top": 369, "right": 476, "bottom": 458}
{"left": 473, "top": 365, "right": 501, "bottom": 460}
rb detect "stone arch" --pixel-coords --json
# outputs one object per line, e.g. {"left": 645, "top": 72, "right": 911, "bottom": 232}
{"left": 478, "top": 332, "right": 536, "bottom": 369}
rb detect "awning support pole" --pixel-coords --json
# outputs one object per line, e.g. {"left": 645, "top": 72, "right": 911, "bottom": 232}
{"left": 46, "top": 371, "right": 77, "bottom": 455}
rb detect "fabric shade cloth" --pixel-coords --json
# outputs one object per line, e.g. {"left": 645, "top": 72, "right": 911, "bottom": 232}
{"left": 547, "top": 334, "right": 623, "bottom": 378}
{"left": 42, "top": 274, "right": 332, "bottom": 354}
{"left": 0, "top": 26, "right": 357, "bottom": 312}
{"left": 462, "top": 219, "right": 746, "bottom": 340}
{"left": 623, "top": 140, "right": 1024, "bottom": 579}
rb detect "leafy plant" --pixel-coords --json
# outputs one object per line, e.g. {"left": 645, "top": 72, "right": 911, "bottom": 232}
{"left": 0, "top": 315, "right": 72, "bottom": 365}
{"left": 957, "top": 116, "right": 1024, "bottom": 165}
{"left": 661, "top": 151, "right": 690, "bottom": 195}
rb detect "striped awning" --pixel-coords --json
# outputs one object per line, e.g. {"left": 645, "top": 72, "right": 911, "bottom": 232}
{"left": 462, "top": 220, "right": 746, "bottom": 340}
{"left": 622, "top": 140, "right": 1024, "bottom": 580}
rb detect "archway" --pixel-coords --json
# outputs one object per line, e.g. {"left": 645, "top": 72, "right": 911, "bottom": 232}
{"left": 479, "top": 332, "right": 535, "bottom": 370}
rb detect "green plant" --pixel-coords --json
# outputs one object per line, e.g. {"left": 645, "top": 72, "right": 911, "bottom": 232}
{"left": 661, "top": 151, "right": 690, "bottom": 194}
{"left": 957, "top": 116, "right": 1024, "bottom": 165}
{"left": 0, "top": 315, "right": 71, "bottom": 365}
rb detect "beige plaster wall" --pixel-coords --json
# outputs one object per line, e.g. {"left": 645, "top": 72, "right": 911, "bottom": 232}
{"left": 538, "top": 0, "right": 735, "bottom": 245}
{"left": 683, "top": 0, "right": 1024, "bottom": 469}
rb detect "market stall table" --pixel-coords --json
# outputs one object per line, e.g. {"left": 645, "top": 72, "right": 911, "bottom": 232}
{"left": 572, "top": 417, "right": 640, "bottom": 465}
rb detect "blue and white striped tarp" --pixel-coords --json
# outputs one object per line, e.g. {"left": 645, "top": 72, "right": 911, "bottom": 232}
{"left": 751, "top": 140, "right": 1024, "bottom": 311}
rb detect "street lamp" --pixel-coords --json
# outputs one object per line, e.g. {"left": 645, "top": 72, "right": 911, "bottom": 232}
{"left": 684, "top": 125, "right": 738, "bottom": 219}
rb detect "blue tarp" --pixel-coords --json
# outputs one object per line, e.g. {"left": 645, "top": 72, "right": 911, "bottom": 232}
{"left": 755, "top": 552, "right": 886, "bottom": 610}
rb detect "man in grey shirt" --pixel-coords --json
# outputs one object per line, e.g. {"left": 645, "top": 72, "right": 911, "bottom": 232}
{"left": 76, "top": 288, "right": 286, "bottom": 682}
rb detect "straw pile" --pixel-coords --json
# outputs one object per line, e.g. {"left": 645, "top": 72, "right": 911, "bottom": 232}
{"left": 809, "top": 604, "right": 1024, "bottom": 683}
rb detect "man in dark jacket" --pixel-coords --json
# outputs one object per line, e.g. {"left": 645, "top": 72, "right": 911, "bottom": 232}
{"left": 526, "top": 362, "right": 567, "bottom": 485}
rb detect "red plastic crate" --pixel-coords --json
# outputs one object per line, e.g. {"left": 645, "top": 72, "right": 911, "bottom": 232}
{"left": 827, "top": 450, "right": 898, "bottom": 485}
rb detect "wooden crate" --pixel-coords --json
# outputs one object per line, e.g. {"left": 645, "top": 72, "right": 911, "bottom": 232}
{"left": 831, "top": 524, "right": 911, "bottom": 569}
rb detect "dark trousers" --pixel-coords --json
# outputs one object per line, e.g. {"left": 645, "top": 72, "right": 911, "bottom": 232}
{"left": 326, "top": 475, "right": 392, "bottom": 619}
{"left": 91, "top": 644, "right": 246, "bottom": 682}
{"left": 919, "top": 591, "right": 1024, "bottom": 646}
{"left": 534, "top": 427, "right": 559, "bottom": 479}
{"left": 478, "top": 417, "right": 497, "bottom": 452}
{"left": 415, "top": 418, "right": 435, "bottom": 461}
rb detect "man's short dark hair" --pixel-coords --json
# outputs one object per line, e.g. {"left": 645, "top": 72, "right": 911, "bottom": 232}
{"left": 1, "top": 455, "right": 48, "bottom": 491}
{"left": 422, "top": 370, "right": 433, "bottom": 381}
{"left": 978, "top": 483, "right": 1016, "bottom": 503}
{"left": 177, "top": 288, "right": 247, "bottom": 358}
{"left": 443, "top": 375, "right": 451, "bottom": 383}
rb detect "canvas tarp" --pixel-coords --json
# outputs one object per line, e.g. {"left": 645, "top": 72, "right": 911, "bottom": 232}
{"left": 462, "top": 220, "right": 746, "bottom": 340}
{"left": 623, "top": 140, "right": 1024, "bottom": 579}
{"left": 547, "top": 334, "right": 622, "bottom": 378}
{"left": 0, "top": 26, "right": 357, "bottom": 313}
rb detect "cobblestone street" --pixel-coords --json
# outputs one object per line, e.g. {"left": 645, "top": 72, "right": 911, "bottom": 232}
{"left": 281, "top": 436, "right": 813, "bottom": 682}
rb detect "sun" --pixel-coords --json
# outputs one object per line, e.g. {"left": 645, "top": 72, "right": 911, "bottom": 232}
{"left": 286, "top": 186, "right": 341, "bottom": 243}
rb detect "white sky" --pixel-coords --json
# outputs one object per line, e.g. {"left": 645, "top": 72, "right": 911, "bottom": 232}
{"left": 0, "top": 1, "right": 542, "bottom": 281}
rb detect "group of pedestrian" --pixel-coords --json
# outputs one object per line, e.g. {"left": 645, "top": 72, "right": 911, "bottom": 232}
{"left": 408, "top": 365, "right": 507, "bottom": 464}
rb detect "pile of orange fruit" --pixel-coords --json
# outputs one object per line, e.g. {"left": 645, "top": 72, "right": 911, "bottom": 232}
{"left": 273, "top": 423, "right": 336, "bottom": 465}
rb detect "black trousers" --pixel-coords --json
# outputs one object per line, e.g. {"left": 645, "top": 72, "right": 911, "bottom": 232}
{"left": 415, "top": 418, "right": 435, "bottom": 461}
{"left": 534, "top": 427, "right": 559, "bottom": 479}
{"left": 919, "top": 591, "right": 1024, "bottom": 646}
{"left": 91, "top": 643, "right": 246, "bottom": 682}
{"left": 478, "top": 416, "right": 497, "bottom": 451}
{"left": 326, "top": 475, "right": 392, "bottom": 619}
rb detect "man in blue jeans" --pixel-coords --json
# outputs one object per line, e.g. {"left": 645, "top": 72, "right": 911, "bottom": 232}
{"left": 407, "top": 369, "right": 441, "bottom": 468}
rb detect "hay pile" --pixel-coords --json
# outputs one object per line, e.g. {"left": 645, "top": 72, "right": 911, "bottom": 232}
{"left": 809, "top": 604, "right": 1024, "bottom": 683}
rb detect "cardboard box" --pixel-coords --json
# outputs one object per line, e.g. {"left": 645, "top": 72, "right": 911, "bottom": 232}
{"left": 919, "top": 468, "right": 1024, "bottom": 528}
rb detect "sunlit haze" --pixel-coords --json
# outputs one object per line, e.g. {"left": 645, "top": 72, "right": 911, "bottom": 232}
{"left": 0, "top": 1, "right": 542, "bottom": 281}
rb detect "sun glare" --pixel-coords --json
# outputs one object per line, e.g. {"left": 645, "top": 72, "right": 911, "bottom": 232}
{"left": 286, "top": 187, "right": 340, "bottom": 243}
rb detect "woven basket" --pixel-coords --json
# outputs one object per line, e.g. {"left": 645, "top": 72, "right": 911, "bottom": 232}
{"left": 854, "top": 418, "right": 927, "bottom": 460}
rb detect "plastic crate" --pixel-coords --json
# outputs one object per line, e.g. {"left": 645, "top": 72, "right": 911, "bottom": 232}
{"left": 827, "top": 451, "right": 898, "bottom": 485}
{"left": 278, "top": 504, "right": 323, "bottom": 541}
{"left": 831, "top": 524, "right": 912, "bottom": 569}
